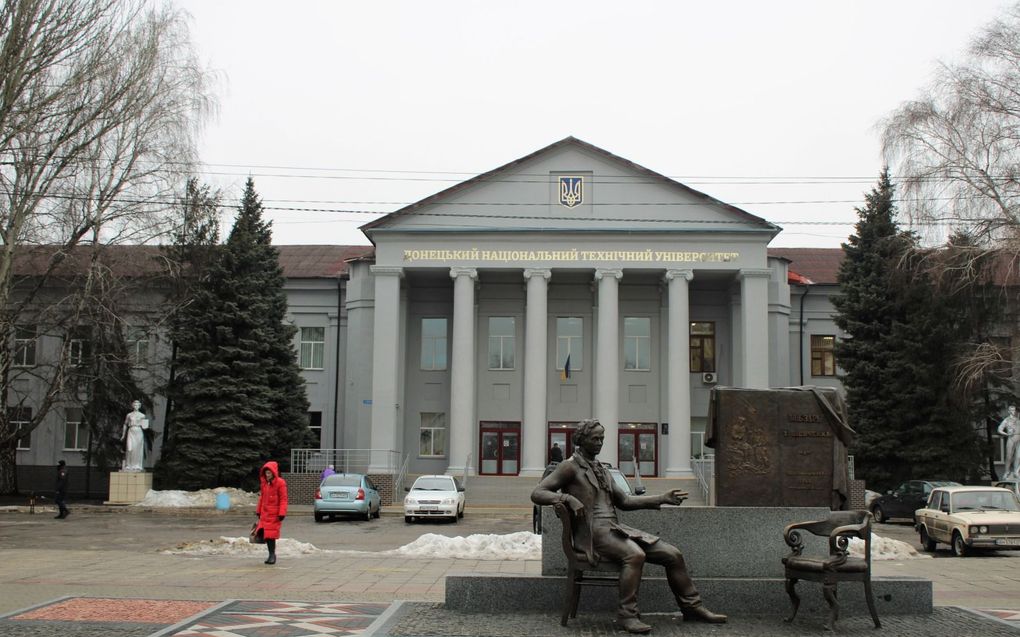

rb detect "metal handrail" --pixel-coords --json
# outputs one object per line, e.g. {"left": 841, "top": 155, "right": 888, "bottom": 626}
{"left": 394, "top": 452, "right": 411, "bottom": 494}
{"left": 691, "top": 457, "right": 714, "bottom": 503}
{"left": 290, "top": 448, "right": 401, "bottom": 475}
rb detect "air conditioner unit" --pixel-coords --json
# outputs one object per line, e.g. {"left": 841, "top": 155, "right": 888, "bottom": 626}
{"left": 702, "top": 372, "right": 717, "bottom": 384}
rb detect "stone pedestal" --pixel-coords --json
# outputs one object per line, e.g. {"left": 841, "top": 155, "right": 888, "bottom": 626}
{"left": 446, "top": 506, "right": 933, "bottom": 616}
{"left": 106, "top": 471, "right": 152, "bottom": 504}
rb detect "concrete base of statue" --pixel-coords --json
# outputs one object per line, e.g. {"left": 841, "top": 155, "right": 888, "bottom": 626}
{"left": 106, "top": 471, "right": 152, "bottom": 504}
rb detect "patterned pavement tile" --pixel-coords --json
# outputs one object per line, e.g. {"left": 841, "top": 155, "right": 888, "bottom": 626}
{"left": 10, "top": 598, "right": 216, "bottom": 624}
{"left": 970, "top": 608, "right": 1020, "bottom": 628}
{"left": 168, "top": 600, "right": 391, "bottom": 637}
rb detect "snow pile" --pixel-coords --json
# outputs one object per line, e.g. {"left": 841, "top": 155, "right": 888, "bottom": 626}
{"left": 849, "top": 534, "right": 930, "bottom": 560}
{"left": 163, "top": 536, "right": 321, "bottom": 557}
{"left": 134, "top": 487, "right": 258, "bottom": 508}
{"left": 387, "top": 531, "right": 541, "bottom": 560}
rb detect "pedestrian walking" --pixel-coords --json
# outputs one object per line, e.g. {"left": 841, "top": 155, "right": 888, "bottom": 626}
{"left": 54, "top": 460, "right": 69, "bottom": 519}
{"left": 255, "top": 460, "right": 288, "bottom": 565}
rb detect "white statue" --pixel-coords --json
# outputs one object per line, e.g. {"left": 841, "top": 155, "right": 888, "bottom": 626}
{"left": 122, "top": 399, "right": 148, "bottom": 472}
{"left": 998, "top": 405, "right": 1020, "bottom": 480}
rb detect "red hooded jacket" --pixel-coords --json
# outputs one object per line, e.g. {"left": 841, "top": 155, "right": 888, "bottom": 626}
{"left": 256, "top": 460, "right": 288, "bottom": 539}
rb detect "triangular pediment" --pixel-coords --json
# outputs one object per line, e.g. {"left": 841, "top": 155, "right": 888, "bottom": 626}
{"left": 361, "top": 137, "right": 779, "bottom": 239}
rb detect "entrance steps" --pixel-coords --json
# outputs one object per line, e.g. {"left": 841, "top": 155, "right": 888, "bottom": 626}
{"left": 420, "top": 474, "right": 705, "bottom": 508}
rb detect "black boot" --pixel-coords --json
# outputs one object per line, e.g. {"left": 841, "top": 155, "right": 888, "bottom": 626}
{"left": 265, "top": 539, "right": 276, "bottom": 564}
{"left": 264, "top": 553, "right": 276, "bottom": 565}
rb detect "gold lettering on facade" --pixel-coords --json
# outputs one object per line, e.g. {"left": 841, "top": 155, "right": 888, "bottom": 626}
{"left": 402, "top": 248, "right": 740, "bottom": 264}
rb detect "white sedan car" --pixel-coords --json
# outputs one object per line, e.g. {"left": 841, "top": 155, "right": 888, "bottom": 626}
{"left": 404, "top": 474, "right": 465, "bottom": 523}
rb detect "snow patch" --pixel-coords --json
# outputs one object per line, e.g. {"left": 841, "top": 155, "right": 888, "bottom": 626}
{"left": 163, "top": 536, "right": 321, "bottom": 557}
{"left": 849, "top": 534, "right": 931, "bottom": 560}
{"left": 386, "top": 531, "right": 541, "bottom": 560}
{"left": 133, "top": 487, "right": 258, "bottom": 508}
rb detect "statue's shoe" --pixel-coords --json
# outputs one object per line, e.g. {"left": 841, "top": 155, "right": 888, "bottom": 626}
{"left": 680, "top": 605, "right": 727, "bottom": 623}
{"left": 619, "top": 617, "right": 652, "bottom": 634}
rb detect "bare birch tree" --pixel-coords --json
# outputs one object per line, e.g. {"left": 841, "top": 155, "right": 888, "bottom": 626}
{"left": 0, "top": 0, "right": 215, "bottom": 493}
{"left": 883, "top": 4, "right": 1020, "bottom": 254}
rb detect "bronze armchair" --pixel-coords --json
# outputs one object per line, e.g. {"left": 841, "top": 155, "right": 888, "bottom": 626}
{"left": 782, "top": 510, "right": 880, "bottom": 631}
{"left": 553, "top": 501, "right": 621, "bottom": 626}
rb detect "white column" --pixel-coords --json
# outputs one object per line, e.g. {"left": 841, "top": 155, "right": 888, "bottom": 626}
{"left": 740, "top": 268, "right": 771, "bottom": 389}
{"left": 522, "top": 268, "right": 551, "bottom": 477}
{"left": 595, "top": 268, "right": 622, "bottom": 467}
{"left": 665, "top": 269, "right": 694, "bottom": 477}
{"left": 447, "top": 267, "right": 478, "bottom": 475}
{"left": 369, "top": 266, "right": 403, "bottom": 472}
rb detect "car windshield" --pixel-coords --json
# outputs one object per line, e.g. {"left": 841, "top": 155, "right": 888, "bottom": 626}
{"left": 951, "top": 491, "right": 1020, "bottom": 512}
{"left": 608, "top": 470, "right": 634, "bottom": 495}
{"left": 323, "top": 475, "right": 361, "bottom": 487}
{"left": 412, "top": 477, "right": 456, "bottom": 491}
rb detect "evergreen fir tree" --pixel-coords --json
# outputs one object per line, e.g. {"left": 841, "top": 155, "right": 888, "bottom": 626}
{"left": 832, "top": 170, "right": 908, "bottom": 490}
{"left": 225, "top": 179, "right": 312, "bottom": 466}
{"left": 835, "top": 173, "right": 992, "bottom": 489}
{"left": 156, "top": 178, "right": 310, "bottom": 489}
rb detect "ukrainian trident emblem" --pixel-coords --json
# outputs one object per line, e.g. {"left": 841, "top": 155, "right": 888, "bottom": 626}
{"left": 558, "top": 176, "right": 583, "bottom": 208}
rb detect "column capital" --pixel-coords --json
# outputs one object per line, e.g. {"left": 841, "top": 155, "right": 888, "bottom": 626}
{"left": 450, "top": 267, "right": 478, "bottom": 280}
{"left": 369, "top": 265, "right": 404, "bottom": 278}
{"left": 523, "top": 268, "right": 552, "bottom": 281}
{"left": 594, "top": 268, "right": 623, "bottom": 281}
{"left": 664, "top": 268, "right": 694, "bottom": 283}
{"left": 739, "top": 268, "right": 771, "bottom": 280}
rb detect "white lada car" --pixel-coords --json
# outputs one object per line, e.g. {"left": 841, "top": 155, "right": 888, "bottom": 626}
{"left": 914, "top": 485, "right": 1020, "bottom": 556}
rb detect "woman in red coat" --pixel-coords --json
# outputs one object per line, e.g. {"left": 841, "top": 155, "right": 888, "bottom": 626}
{"left": 256, "top": 460, "right": 288, "bottom": 564}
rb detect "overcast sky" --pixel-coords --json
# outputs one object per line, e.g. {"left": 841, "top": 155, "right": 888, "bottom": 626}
{"left": 174, "top": 1, "right": 1013, "bottom": 248}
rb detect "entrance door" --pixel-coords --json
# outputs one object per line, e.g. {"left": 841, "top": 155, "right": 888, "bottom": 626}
{"left": 479, "top": 422, "right": 520, "bottom": 475}
{"left": 547, "top": 422, "right": 577, "bottom": 464}
{"left": 618, "top": 427, "right": 657, "bottom": 477}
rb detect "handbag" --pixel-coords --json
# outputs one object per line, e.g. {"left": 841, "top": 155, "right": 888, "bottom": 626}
{"left": 249, "top": 521, "right": 265, "bottom": 544}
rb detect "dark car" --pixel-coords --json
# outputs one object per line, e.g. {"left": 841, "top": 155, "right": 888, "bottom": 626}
{"left": 870, "top": 479, "right": 960, "bottom": 523}
{"left": 532, "top": 462, "right": 645, "bottom": 534}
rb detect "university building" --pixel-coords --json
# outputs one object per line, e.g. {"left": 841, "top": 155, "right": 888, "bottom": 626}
{"left": 14, "top": 138, "right": 1006, "bottom": 493}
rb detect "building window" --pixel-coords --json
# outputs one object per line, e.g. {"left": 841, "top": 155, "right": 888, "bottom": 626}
{"left": 556, "top": 317, "right": 583, "bottom": 371}
{"left": 299, "top": 327, "right": 325, "bottom": 370}
{"left": 66, "top": 327, "right": 89, "bottom": 367}
{"left": 624, "top": 317, "right": 651, "bottom": 371}
{"left": 308, "top": 411, "right": 322, "bottom": 443}
{"left": 13, "top": 326, "right": 36, "bottom": 367}
{"left": 690, "top": 322, "right": 716, "bottom": 373}
{"left": 419, "top": 412, "right": 447, "bottom": 457}
{"left": 811, "top": 335, "right": 837, "bottom": 376}
{"left": 11, "top": 407, "right": 32, "bottom": 450}
{"left": 420, "top": 318, "right": 448, "bottom": 371}
{"left": 127, "top": 327, "right": 149, "bottom": 367}
{"left": 487, "top": 317, "right": 515, "bottom": 370}
{"left": 64, "top": 407, "right": 88, "bottom": 451}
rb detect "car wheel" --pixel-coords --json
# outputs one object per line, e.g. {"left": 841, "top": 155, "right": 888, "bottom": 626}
{"left": 458, "top": 505, "right": 464, "bottom": 519}
{"left": 404, "top": 515, "right": 413, "bottom": 524}
{"left": 871, "top": 505, "right": 886, "bottom": 524}
{"left": 373, "top": 504, "right": 381, "bottom": 519}
{"left": 364, "top": 508, "right": 371, "bottom": 522}
{"left": 951, "top": 531, "right": 969, "bottom": 557}
{"left": 314, "top": 511, "right": 324, "bottom": 523}
{"left": 919, "top": 527, "right": 936, "bottom": 552}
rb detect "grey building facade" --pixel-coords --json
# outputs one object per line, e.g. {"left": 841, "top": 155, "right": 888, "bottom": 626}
{"left": 20, "top": 138, "right": 1010, "bottom": 494}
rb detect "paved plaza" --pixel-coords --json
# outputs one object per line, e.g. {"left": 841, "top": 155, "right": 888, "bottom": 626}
{"left": 2, "top": 505, "right": 1019, "bottom": 636}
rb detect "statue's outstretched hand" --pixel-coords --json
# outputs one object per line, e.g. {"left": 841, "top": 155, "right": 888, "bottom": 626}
{"left": 661, "top": 490, "right": 689, "bottom": 506}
